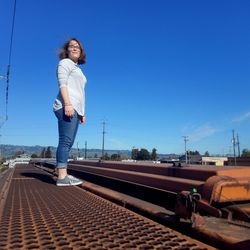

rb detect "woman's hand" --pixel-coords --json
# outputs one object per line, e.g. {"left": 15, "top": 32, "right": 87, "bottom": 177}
{"left": 80, "top": 116, "right": 86, "bottom": 124}
{"left": 64, "top": 104, "right": 74, "bottom": 117}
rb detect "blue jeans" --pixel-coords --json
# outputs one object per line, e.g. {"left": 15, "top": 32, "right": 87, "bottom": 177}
{"left": 54, "top": 108, "right": 79, "bottom": 168}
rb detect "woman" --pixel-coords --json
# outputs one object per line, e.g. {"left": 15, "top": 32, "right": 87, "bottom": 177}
{"left": 53, "top": 38, "right": 87, "bottom": 186}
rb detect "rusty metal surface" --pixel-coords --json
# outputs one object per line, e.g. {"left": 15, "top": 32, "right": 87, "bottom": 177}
{"left": 201, "top": 175, "right": 250, "bottom": 203}
{"left": 69, "top": 163, "right": 204, "bottom": 194}
{"left": 195, "top": 216, "right": 250, "bottom": 249}
{"left": 224, "top": 203, "right": 250, "bottom": 223}
{"left": 71, "top": 160, "right": 250, "bottom": 181}
{"left": 0, "top": 168, "right": 14, "bottom": 218}
{"left": 0, "top": 165, "right": 214, "bottom": 250}
{"left": 70, "top": 160, "right": 215, "bottom": 181}
{"left": 36, "top": 163, "right": 250, "bottom": 249}
{"left": 69, "top": 161, "right": 250, "bottom": 204}
{"left": 36, "top": 161, "right": 250, "bottom": 221}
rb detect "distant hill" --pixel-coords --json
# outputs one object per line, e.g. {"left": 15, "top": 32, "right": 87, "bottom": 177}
{"left": 0, "top": 144, "right": 131, "bottom": 159}
{"left": 0, "top": 144, "right": 177, "bottom": 160}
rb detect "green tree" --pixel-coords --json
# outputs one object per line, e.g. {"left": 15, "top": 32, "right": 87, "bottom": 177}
{"left": 31, "top": 153, "right": 38, "bottom": 158}
{"left": 110, "top": 154, "right": 121, "bottom": 161}
{"left": 45, "top": 147, "right": 52, "bottom": 158}
{"left": 189, "top": 150, "right": 200, "bottom": 155}
{"left": 204, "top": 151, "right": 210, "bottom": 157}
{"left": 102, "top": 153, "right": 110, "bottom": 160}
{"left": 40, "top": 148, "right": 46, "bottom": 158}
{"left": 151, "top": 148, "right": 157, "bottom": 160}
{"left": 131, "top": 148, "right": 139, "bottom": 160}
{"left": 241, "top": 148, "right": 250, "bottom": 157}
{"left": 137, "top": 148, "right": 150, "bottom": 160}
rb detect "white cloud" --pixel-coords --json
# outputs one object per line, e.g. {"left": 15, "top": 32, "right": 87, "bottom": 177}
{"left": 188, "top": 124, "right": 217, "bottom": 142}
{"left": 232, "top": 112, "right": 250, "bottom": 123}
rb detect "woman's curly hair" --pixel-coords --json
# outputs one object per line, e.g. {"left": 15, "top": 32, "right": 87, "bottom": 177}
{"left": 59, "top": 38, "right": 86, "bottom": 64}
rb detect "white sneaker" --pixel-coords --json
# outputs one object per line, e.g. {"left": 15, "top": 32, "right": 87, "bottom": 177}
{"left": 56, "top": 175, "right": 82, "bottom": 186}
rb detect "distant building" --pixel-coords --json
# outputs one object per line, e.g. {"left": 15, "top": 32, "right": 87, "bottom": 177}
{"left": 179, "top": 155, "right": 202, "bottom": 164}
{"left": 7, "top": 154, "right": 31, "bottom": 168}
{"left": 202, "top": 157, "right": 228, "bottom": 166}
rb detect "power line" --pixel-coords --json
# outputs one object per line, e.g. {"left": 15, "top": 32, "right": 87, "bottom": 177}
{"left": 1, "top": 0, "right": 17, "bottom": 125}
{"left": 102, "top": 121, "right": 106, "bottom": 159}
{"left": 8, "top": 0, "right": 17, "bottom": 67}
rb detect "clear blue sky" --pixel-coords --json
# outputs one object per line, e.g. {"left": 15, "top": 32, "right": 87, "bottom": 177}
{"left": 0, "top": 0, "right": 249, "bottom": 155}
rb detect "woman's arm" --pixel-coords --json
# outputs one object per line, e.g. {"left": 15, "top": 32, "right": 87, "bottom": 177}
{"left": 57, "top": 60, "right": 74, "bottom": 117}
{"left": 60, "top": 86, "right": 74, "bottom": 117}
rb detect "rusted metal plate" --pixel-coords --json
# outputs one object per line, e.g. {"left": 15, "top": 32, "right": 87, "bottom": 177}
{"left": 69, "top": 163, "right": 204, "bottom": 194}
{"left": 201, "top": 175, "right": 250, "bottom": 203}
{"left": 70, "top": 160, "right": 215, "bottom": 181}
{"left": 71, "top": 161, "right": 250, "bottom": 204}
{"left": 195, "top": 216, "right": 250, "bottom": 249}
{"left": 0, "top": 165, "right": 214, "bottom": 250}
{"left": 223, "top": 203, "right": 250, "bottom": 223}
{"left": 71, "top": 160, "right": 250, "bottom": 181}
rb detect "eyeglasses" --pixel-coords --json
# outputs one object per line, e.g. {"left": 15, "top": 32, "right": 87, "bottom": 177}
{"left": 68, "top": 45, "right": 81, "bottom": 50}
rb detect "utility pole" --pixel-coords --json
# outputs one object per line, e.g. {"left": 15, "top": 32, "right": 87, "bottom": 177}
{"left": 236, "top": 134, "right": 240, "bottom": 157}
{"left": 84, "top": 141, "right": 87, "bottom": 159}
{"left": 182, "top": 136, "right": 188, "bottom": 165}
{"left": 102, "top": 121, "right": 106, "bottom": 159}
{"left": 232, "top": 130, "right": 237, "bottom": 166}
{"left": 77, "top": 142, "right": 80, "bottom": 158}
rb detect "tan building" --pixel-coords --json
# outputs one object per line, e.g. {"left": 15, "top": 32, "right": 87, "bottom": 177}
{"left": 202, "top": 157, "right": 228, "bottom": 166}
